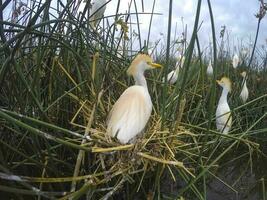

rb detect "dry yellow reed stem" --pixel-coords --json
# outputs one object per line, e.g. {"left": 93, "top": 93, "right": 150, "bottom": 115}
{"left": 92, "top": 144, "right": 134, "bottom": 153}
{"left": 137, "top": 152, "right": 195, "bottom": 177}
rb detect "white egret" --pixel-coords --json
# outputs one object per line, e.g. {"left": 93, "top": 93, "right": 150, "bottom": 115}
{"left": 107, "top": 54, "right": 162, "bottom": 144}
{"left": 165, "top": 68, "right": 179, "bottom": 85}
{"left": 164, "top": 55, "right": 185, "bottom": 84}
{"left": 89, "top": 0, "right": 106, "bottom": 28}
{"left": 216, "top": 77, "right": 232, "bottom": 134}
{"left": 232, "top": 53, "right": 239, "bottom": 68}
{"left": 116, "top": 45, "right": 123, "bottom": 58}
{"left": 241, "top": 47, "right": 249, "bottom": 58}
{"left": 206, "top": 60, "right": 213, "bottom": 77}
{"left": 240, "top": 71, "right": 249, "bottom": 103}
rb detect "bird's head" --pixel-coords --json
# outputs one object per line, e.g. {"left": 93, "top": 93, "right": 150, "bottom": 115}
{"left": 127, "top": 53, "right": 162, "bottom": 76}
{"left": 216, "top": 77, "right": 232, "bottom": 92}
{"left": 240, "top": 71, "right": 247, "bottom": 77}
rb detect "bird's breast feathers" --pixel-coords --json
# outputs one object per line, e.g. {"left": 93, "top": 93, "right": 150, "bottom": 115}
{"left": 107, "top": 85, "right": 152, "bottom": 144}
{"left": 216, "top": 104, "right": 232, "bottom": 126}
{"left": 166, "top": 70, "right": 178, "bottom": 84}
{"left": 240, "top": 85, "right": 249, "bottom": 99}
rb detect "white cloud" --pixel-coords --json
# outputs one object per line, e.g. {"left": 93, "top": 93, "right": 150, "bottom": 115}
{"left": 104, "top": 0, "right": 267, "bottom": 52}
{"left": 3, "top": 0, "right": 266, "bottom": 53}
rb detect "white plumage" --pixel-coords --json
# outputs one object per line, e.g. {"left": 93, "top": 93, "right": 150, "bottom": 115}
{"left": 166, "top": 70, "right": 178, "bottom": 84}
{"left": 164, "top": 55, "right": 185, "bottom": 84}
{"left": 89, "top": 0, "right": 106, "bottom": 28}
{"left": 241, "top": 48, "right": 249, "bottom": 58}
{"left": 107, "top": 54, "right": 162, "bottom": 144}
{"left": 116, "top": 45, "right": 123, "bottom": 58}
{"left": 240, "top": 71, "right": 249, "bottom": 103}
{"left": 216, "top": 77, "right": 232, "bottom": 134}
{"left": 232, "top": 53, "right": 239, "bottom": 68}
{"left": 107, "top": 86, "right": 152, "bottom": 144}
{"left": 207, "top": 60, "right": 213, "bottom": 77}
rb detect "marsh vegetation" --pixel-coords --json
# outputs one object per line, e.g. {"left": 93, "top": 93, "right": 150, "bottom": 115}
{"left": 0, "top": 0, "right": 266, "bottom": 199}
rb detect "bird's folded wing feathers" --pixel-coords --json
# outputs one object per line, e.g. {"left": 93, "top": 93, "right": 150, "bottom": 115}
{"left": 107, "top": 86, "right": 151, "bottom": 143}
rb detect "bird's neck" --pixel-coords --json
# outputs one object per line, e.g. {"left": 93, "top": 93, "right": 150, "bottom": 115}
{"left": 174, "top": 66, "right": 180, "bottom": 74}
{"left": 219, "top": 88, "right": 229, "bottom": 104}
{"left": 242, "top": 77, "right": 247, "bottom": 87}
{"left": 134, "top": 71, "right": 147, "bottom": 88}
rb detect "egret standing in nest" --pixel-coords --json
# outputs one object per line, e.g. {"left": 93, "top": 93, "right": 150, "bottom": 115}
{"left": 164, "top": 55, "right": 185, "bottom": 84}
{"left": 232, "top": 53, "right": 239, "bottom": 69}
{"left": 89, "top": 0, "right": 106, "bottom": 28}
{"left": 216, "top": 77, "right": 232, "bottom": 134}
{"left": 206, "top": 60, "right": 213, "bottom": 77}
{"left": 240, "top": 71, "right": 249, "bottom": 103}
{"left": 107, "top": 54, "right": 162, "bottom": 144}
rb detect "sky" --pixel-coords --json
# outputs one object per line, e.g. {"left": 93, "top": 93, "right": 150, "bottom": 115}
{"left": 3, "top": 0, "right": 267, "bottom": 54}
{"left": 103, "top": 0, "right": 267, "bottom": 53}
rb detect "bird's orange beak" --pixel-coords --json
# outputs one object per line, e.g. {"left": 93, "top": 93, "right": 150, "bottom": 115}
{"left": 216, "top": 80, "right": 221, "bottom": 84}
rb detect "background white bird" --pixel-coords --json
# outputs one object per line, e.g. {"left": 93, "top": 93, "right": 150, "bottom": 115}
{"left": 165, "top": 68, "right": 179, "bottom": 85}
{"left": 164, "top": 55, "right": 185, "bottom": 84}
{"left": 207, "top": 60, "right": 213, "bottom": 77}
{"left": 216, "top": 77, "right": 232, "bottom": 134}
{"left": 232, "top": 53, "right": 239, "bottom": 68}
{"left": 240, "top": 71, "right": 249, "bottom": 103}
{"left": 89, "top": 0, "right": 107, "bottom": 28}
{"left": 107, "top": 54, "right": 162, "bottom": 144}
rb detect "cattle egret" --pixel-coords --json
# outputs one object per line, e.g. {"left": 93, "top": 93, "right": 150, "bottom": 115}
{"left": 232, "top": 54, "right": 239, "bottom": 68}
{"left": 207, "top": 60, "right": 213, "bottom": 77}
{"left": 89, "top": 0, "right": 106, "bottom": 28}
{"left": 216, "top": 77, "right": 232, "bottom": 134}
{"left": 107, "top": 54, "right": 162, "bottom": 144}
{"left": 164, "top": 55, "right": 185, "bottom": 84}
{"left": 240, "top": 71, "right": 249, "bottom": 103}
{"left": 241, "top": 48, "right": 249, "bottom": 58}
{"left": 166, "top": 69, "right": 178, "bottom": 85}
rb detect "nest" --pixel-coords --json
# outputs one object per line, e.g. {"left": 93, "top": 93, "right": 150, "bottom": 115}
{"left": 90, "top": 118, "right": 196, "bottom": 175}
{"left": 66, "top": 93, "right": 200, "bottom": 199}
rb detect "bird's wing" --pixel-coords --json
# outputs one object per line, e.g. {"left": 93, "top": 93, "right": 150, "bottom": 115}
{"left": 89, "top": 0, "right": 106, "bottom": 27}
{"left": 90, "top": 0, "right": 106, "bottom": 17}
{"left": 167, "top": 70, "right": 177, "bottom": 84}
{"left": 240, "top": 86, "right": 249, "bottom": 103}
{"left": 216, "top": 105, "right": 232, "bottom": 128}
{"left": 107, "top": 86, "right": 152, "bottom": 144}
{"left": 216, "top": 105, "right": 231, "bottom": 119}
